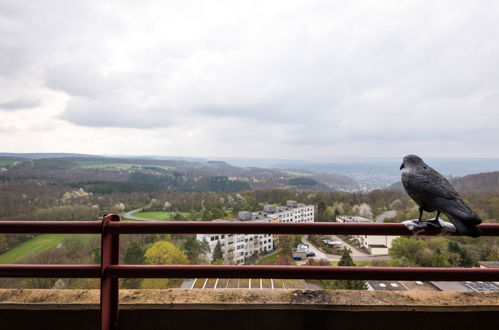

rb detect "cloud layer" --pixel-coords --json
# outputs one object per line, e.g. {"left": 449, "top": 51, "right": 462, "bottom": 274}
{"left": 1, "top": 0, "right": 499, "bottom": 159}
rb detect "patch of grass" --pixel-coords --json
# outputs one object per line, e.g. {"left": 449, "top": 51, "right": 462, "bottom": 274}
{"left": 283, "top": 170, "right": 313, "bottom": 176}
{"left": 0, "top": 160, "right": 15, "bottom": 166}
{"left": 132, "top": 211, "right": 192, "bottom": 220}
{"left": 0, "top": 234, "right": 69, "bottom": 264}
{"left": 257, "top": 252, "right": 281, "bottom": 265}
{"left": 75, "top": 161, "right": 174, "bottom": 170}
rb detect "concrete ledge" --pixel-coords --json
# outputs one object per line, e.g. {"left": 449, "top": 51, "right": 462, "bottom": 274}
{"left": 1, "top": 289, "right": 499, "bottom": 310}
{"left": 1, "top": 289, "right": 499, "bottom": 330}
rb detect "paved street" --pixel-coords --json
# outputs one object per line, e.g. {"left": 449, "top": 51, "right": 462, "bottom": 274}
{"left": 301, "top": 235, "right": 391, "bottom": 262}
{"left": 121, "top": 209, "right": 162, "bottom": 221}
{"left": 375, "top": 210, "right": 398, "bottom": 222}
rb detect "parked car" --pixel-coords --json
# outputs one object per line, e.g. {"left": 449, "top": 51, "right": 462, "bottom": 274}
{"left": 306, "top": 251, "right": 316, "bottom": 257}
{"left": 292, "top": 256, "right": 302, "bottom": 260}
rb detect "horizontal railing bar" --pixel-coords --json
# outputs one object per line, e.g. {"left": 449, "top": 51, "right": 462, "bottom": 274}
{"left": 0, "top": 265, "right": 101, "bottom": 278}
{"left": 107, "top": 222, "right": 499, "bottom": 236}
{"left": 1, "top": 221, "right": 498, "bottom": 236}
{"left": 0, "top": 221, "right": 102, "bottom": 234}
{"left": 1, "top": 264, "right": 497, "bottom": 281}
{"left": 108, "top": 265, "right": 499, "bottom": 281}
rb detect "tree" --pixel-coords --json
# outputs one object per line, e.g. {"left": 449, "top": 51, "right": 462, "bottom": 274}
{"left": 327, "top": 249, "right": 367, "bottom": 290}
{"left": 121, "top": 241, "right": 145, "bottom": 288}
{"left": 212, "top": 240, "right": 224, "bottom": 262}
{"left": 141, "top": 241, "right": 189, "bottom": 289}
{"left": 277, "top": 235, "right": 295, "bottom": 256}
{"left": 183, "top": 235, "right": 203, "bottom": 263}
{"left": 199, "top": 238, "right": 211, "bottom": 263}
{"left": 448, "top": 240, "right": 474, "bottom": 267}
{"left": 201, "top": 210, "right": 213, "bottom": 221}
{"left": 317, "top": 201, "right": 327, "bottom": 221}
{"left": 389, "top": 237, "right": 428, "bottom": 266}
{"left": 144, "top": 241, "right": 188, "bottom": 265}
{"left": 0, "top": 234, "right": 7, "bottom": 253}
{"left": 122, "top": 241, "right": 145, "bottom": 264}
{"left": 211, "top": 207, "right": 225, "bottom": 220}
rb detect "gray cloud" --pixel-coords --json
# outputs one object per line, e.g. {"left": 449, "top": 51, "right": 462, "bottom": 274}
{"left": 59, "top": 97, "right": 176, "bottom": 128}
{"left": 0, "top": 97, "right": 40, "bottom": 111}
{"left": 1, "top": 1, "right": 499, "bottom": 158}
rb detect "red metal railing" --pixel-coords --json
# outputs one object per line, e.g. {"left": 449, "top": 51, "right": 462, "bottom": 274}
{"left": 1, "top": 215, "right": 499, "bottom": 330}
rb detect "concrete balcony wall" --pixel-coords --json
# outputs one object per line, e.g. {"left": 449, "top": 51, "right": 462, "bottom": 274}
{"left": 1, "top": 289, "right": 498, "bottom": 330}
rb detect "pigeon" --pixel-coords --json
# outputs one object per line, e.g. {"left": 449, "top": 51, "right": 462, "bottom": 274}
{"left": 400, "top": 154, "right": 482, "bottom": 237}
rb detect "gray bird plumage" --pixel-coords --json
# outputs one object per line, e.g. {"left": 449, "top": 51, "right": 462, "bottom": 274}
{"left": 400, "top": 154, "right": 482, "bottom": 237}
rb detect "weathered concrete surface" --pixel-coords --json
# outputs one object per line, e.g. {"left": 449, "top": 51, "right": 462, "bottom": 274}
{"left": 1, "top": 289, "right": 499, "bottom": 330}
{"left": 1, "top": 289, "right": 499, "bottom": 310}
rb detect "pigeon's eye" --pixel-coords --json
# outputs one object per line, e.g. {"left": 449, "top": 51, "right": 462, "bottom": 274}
{"left": 423, "top": 166, "right": 427, "bottom": 169}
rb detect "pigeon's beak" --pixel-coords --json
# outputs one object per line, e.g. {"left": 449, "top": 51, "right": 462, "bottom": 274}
{"left": 400, "top": 163, "right": 405, "bottom": 170}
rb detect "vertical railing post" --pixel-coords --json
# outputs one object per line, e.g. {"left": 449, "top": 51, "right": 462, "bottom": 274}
{"left": 101, "top": 214, "right": 120, "bottom": 330}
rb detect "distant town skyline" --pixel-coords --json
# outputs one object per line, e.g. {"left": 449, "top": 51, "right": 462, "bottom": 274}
{"left": 1, "top": 1, "right": 499, "bottom": 159}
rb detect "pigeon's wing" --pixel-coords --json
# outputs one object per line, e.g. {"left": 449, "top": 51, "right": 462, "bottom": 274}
{"left": 402, "top": 167, "right": 459, "bottom": 207}
{"left": 423, "top": 168, "right": 481, "bottom": 229}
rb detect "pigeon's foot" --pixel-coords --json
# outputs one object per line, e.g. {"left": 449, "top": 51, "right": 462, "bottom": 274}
{"left": 402, "top": 219, "right": 427, "bottom": 231}
{"left": 423, "top": 218, "right": 443, "bottom": 228}
{"left": 402, "top": 218, "right": 456, "bottom": 235}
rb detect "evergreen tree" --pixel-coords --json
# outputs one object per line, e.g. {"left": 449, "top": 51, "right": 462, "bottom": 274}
{"left": 122, "top": 241, "right": 145, "bottom": 265}
{"left": 317, "top": 200, "right": 327, "bottom": 221}
{"left": 121, "top": 241, "right": 145, "bottom": 288}
{"left": 327, "top": 249, "right": 367, "bottom": 290}
{"left": 212, "top": 240, "right": 224, "bottom": 263}
{"left": 183, "top": 235, "right": 203, "bottom": 264}
{"left": 199, "top": 238, "right": 211, "bottom": 263}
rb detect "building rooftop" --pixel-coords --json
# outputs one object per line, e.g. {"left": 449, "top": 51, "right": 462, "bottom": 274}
{"left": 400, "top": 281, "right": 440, "bottom": 291}
{"left": 479, "top": 261, "right": 499, "bottom": 268}
{"left": 181, "top": 278, "right": 309, "bottom": 289}
{"left": 368, "top": 244, "right": 388, "bottom": 248}
{"left": 367, "top": 281, "right": 407, "bottom": 291}
{"left": 464, "top": 281, "right": 499, "bottom": 292}
{"left": 429, "top": 281, "right": 472, "bottom": 292}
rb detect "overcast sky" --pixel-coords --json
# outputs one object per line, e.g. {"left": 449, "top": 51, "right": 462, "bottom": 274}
{"left": 1, "top": 0, "right": 499, "bottom": 160}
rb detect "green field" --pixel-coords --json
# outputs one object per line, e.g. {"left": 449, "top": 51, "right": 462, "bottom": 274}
{"left": 0, "top": 160, "right": 15, "bottom": 166}
{"left": 257, "top": 252, "right": 281, "bottom": 265}
{"left": 131, "top": 209, "right": 233, "bottom": 221}
{"left": 74, "top": 161, "right": 174, "bottom": 170}
{"left": 131, "top": 211, "right": 192, "bottom": 220}
{"left": 0, "top": 234, "right": 69, "bottom": 264}
{"left": 283, "top": 170, "right": 313, "bottom": 177}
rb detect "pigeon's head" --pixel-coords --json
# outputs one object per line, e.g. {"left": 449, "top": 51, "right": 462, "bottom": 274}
{"left": 400, "top": 154, "right": 424, "bottom": 170}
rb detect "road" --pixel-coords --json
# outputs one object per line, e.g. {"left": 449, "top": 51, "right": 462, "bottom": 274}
{"left": 121, "top": 209, "right": 163, "bottom": 221}
{"left": 375, "top": 210, "right": 398, "bottom": 222}
{"left": 301, "top": 235, "right": 391, "bottom": 262}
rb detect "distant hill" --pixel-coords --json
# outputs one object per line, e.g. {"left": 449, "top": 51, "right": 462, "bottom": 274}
{"left": 0, "top": 152, "right": 104, "bottom": 159}
{"left": 0, "top": 154, "right": 361, "bottom": 193}
{"left": 387, "top": 171, "right": 499, "bottom": 193}
{"left": 271, "top": 158, "right": 499, "bottom": 189}
{"left": 450, "top": 171, "right": 499, "bottom": 193}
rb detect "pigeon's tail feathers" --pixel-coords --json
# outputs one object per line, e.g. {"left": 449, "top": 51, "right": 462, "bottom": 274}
{"left": 442, "top": 207, "right": 482, "bottom": 238}
{"left": 451, "top": 218, "right": 482, "bottom": 238}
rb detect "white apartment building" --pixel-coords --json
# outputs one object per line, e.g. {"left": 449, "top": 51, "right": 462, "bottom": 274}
{"left": 336, "top": 215, "right": 398, "bottom": 255}
{"left": 197, "top": 200, "right": 314, "bottom": 264}
{"left": 358, "top": 235, "right": 398, "bottom": 255}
